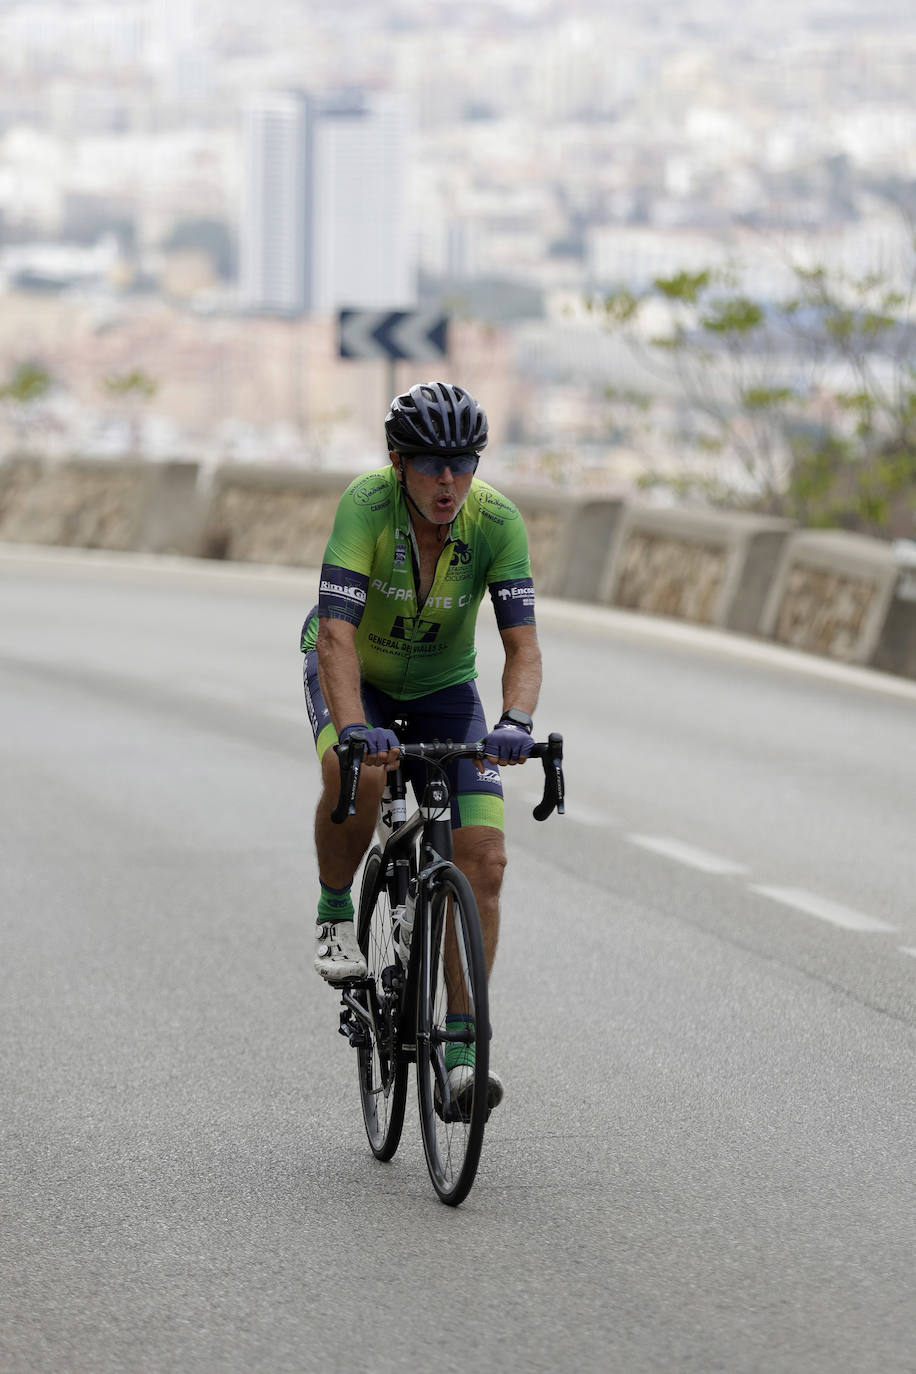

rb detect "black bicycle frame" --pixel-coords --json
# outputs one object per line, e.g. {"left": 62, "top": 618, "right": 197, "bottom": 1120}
{"left": 339, "top": 764, "right": 456, "bottom": 1064}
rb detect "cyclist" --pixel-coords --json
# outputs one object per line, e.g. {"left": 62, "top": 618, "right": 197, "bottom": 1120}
{"left": 301, "top": 380, "right": 542, "bottom": 1111}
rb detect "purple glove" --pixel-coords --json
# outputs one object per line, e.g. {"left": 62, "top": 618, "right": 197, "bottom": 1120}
{"left": 482, "top": 723, "right": 535, "bottom": 764}
{"left": 339, "top": 722, "right": 400, "bottom": 757}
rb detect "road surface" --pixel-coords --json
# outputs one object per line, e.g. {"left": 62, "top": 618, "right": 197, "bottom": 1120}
{"left": 2, "top": 547, "right": 914, "bottom": 1373}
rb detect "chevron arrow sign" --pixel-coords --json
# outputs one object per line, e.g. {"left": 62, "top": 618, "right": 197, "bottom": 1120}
{"left": 338, "top": 309, "right": 449, "bottom": 361}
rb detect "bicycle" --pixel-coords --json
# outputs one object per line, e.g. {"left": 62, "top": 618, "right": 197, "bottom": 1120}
{"left": 331, "top": 728, "right": 565, "bottom": 1206}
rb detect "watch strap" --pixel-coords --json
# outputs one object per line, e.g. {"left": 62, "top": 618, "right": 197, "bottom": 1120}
{"left": 498, "top": 708, "right": 534, "bottom": 734}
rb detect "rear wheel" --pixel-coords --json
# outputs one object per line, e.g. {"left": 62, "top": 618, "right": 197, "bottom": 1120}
{"left": 415, "top": 864, "right": 489, "bottom": 1206}
{"left": 354, "top": 847, "right": 408, "bottom": 1160}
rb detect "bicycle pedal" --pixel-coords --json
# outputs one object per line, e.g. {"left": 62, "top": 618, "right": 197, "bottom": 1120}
{"left": 338, "top": 1007, "right": 368, "bottom": 1047}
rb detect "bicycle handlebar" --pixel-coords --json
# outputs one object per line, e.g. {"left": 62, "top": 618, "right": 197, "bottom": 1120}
{"left": 330, "top": 732, "right": 565, "bottom": 825}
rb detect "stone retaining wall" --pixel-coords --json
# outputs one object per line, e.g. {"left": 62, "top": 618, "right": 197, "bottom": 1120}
{"left": 761, "top": 531, "right": 900, "bottom": 666}
{"left": 0, "top": 455, "right": 202, "bottom": 554}
{"left": 199, "top": 465, "right": 346, "bottom": 565}
{"left": 600, "top": 505, "right": 792, "bottom": 635}
{"left": 1, "top": 454, "right": 913, "bottom": 682}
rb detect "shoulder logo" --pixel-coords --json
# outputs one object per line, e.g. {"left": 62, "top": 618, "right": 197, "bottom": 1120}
{"left": 353, "top": 475, "right": 391, "bottom": 508}
{"left": 480, "top": 489, "right": 518, "bottom": 523}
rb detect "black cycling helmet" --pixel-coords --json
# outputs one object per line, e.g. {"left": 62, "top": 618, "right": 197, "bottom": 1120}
{"left": 384, "top": 381, "right": 488, "bottom": 457}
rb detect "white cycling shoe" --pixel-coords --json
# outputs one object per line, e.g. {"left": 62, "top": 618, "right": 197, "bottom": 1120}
{"left": 314, "top": 919, "right": 367, "bottom": 983}
{"left": 436, "top": 1064, "right": 504, "bottom": 1120}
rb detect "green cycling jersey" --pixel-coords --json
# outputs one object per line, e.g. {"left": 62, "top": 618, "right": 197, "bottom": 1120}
{"left": 301, "top": 465, "right": 535, "bottom": 699}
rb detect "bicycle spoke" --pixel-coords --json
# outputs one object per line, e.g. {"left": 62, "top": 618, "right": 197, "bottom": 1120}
{"left": 354, "top": 848, "right": 408, "bottom": 1160}
{"left": 416, "top": 867, "right": 489, "bottom": 1205}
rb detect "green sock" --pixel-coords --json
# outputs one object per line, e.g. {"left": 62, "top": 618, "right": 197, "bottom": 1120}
{"left": 317, "top": 880, "right": 354, "bottom": 926}
{"left": 444, "top": 1014, "right": 475, "bottom": 1072}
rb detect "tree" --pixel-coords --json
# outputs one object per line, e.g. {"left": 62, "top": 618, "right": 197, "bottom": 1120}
{"left": 594, "top": 233, "right": 916, "bottom": 537}
{"left": 101, "top": 369, "right": 157, "bottom": 456}
{"left": 0, "top": 360, "right": 54, "bottom": 452}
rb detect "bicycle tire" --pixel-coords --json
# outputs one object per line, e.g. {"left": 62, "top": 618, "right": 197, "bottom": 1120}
{"left": 415, "top": 864, "right": 489, "bottom": 1206}
{"left": 354, "top": 846, "right": 409, "bottom": 1161}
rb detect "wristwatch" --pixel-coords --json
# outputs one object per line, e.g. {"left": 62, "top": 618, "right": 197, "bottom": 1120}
{"left": 499, "top": 708, "right": 534, "bottom": 734}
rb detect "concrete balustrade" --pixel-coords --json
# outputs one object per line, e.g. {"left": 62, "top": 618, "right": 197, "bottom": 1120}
{"left": 761, "top": 530, "right": 901, "bottom": 666}
{"left": 0, "top": 455, "right": 202, "bottom": 555}
{"left": 599, "top": 505, "right": 792, "bottom": 634}
{"left": 1, "top": 455, "right": 914, "bottom": 683}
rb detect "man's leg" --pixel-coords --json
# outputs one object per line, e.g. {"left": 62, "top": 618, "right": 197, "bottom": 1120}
{"left": 315, "top": 746, "right": 384, "bottom": 890}
{"left": 303, "top": 636, "right": 388, "bottom": 982}
{"left": 313, "top": 745, "right": 386, "bottom": 982}
{"left": 445, "top": 824, "right": 507, "bottom": 1112}
{"left": 452, "top": 824, "right": 507, "bottom": 975}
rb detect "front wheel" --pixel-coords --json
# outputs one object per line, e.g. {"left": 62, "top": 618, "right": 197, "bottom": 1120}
{"left": 354, "top": 846, "right": 408, "bottom": 1160}
{"left": 415, "top": 864, "right": 489, "bottom": 1206}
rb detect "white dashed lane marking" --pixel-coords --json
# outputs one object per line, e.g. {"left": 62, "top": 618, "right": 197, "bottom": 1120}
{"left": 750, "top": 885, "right": 897, "bottom": 935}
{"left": 627, "top": 834, "right": 748, "bottom": 876}
{"left": 551, "top": 819, "right": 909, "bottom": 956}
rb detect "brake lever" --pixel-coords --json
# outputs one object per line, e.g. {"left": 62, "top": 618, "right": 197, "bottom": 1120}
{"left": 331, "top": 736, "right": 367, "bottom": 824}
{"left": 532, "top": 733, "right": 565, "bottom": 821}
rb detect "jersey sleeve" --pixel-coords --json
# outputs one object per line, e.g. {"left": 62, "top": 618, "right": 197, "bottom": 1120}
{"left": 480, "top": 488, "right": 536, "bottom": 630}
{"left": 316, "top": 476, "right": 380, "bottom": 626}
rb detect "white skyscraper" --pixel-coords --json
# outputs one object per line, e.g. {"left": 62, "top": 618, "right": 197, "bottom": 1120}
{"left": 310, "top": 92, "right": 415, "bottom": 313}
{"left": 239, "top": 90, "right": 415, "bottom": 317}
{"left": 239, "top": 91, "right": 311, "bottom": 315}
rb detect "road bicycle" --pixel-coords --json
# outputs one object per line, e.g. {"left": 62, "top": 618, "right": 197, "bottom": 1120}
{"left": 331, "top": 728, "right": 564, "bottom": 1206}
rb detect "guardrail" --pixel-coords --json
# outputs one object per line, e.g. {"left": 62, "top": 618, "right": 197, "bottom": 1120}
{"left": 1, "top": 453, "right": 914, "bottom": 683}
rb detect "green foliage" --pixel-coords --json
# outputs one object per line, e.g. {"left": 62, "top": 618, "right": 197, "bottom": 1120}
{"left": 742, "top": 386, "right": 795, "bottom": 411}
{"left": 102, "top": 369, "right": 157, "bottom": 399}
{"left": 595, "top": 234, "right": 916, "bottom": 537}
{"left": 700, "top": 297, "right": 764, "bottom": 335}
{"left": 0, "top": 361, "right": 53, "bottom": 404}
{"left": 652, "top": 270, "right": 711, "bottom": 304}
{"left": 600, "top": 289, "right": 640, "bottom": 325}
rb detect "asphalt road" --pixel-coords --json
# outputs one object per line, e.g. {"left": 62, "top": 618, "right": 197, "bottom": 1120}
{"left": 2, "top": 547, "right": 914, "bottom": 1374}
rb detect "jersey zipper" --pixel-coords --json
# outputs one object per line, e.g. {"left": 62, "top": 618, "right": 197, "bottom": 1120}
{"left": 396, "top": 515, "right": 454, "bottom": 697}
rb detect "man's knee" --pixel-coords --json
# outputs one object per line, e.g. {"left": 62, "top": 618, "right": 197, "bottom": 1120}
{"left": 319, "top": 746, "right": 385, "bottom": 810}
{"left": 454, "top": 827, "right": 507, "bottom": 894}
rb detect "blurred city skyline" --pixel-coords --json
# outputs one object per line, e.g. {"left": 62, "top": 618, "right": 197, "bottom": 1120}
{"left": 0, "top": 0, "right": 913, "bottom": 486}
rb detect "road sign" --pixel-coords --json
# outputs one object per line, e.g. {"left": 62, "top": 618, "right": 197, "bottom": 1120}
{"left": 338, "top": 309, "right": 448, "bottom": 362}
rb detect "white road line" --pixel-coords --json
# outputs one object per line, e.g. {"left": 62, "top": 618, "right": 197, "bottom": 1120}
{"left": 900, "top": 948, "right": 916, "bottom": 959}
{"left": 627, "top": 834, "right": 748, "bottom": 875}
{"left": 750, "top": 885, "right": 897, "bottom": 934}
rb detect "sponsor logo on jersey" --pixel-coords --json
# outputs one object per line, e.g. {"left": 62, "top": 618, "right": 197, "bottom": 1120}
{"left": 371, "top": 577, "right": 415, "bottom": 602}
{"left": 445, "top": 538, "right": 473, "bottom": 582}
{"left": 390, "top": 616, "right": 441, "bottom": 644}
{"left": 353, "top": 477, "right": 391, "bottom": 509}
{"left": 320, "top": 578, "right": 367, "bottom": 604}
{"left": 480, "top": 490, "right": 519, "bottom": 524}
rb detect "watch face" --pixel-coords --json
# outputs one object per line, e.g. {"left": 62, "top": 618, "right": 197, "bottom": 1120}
{"left": 503, "top": 709, "right": 533, "bottom": 731}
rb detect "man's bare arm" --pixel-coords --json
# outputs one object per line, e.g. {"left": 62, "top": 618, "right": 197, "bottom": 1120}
{"left": 316, "top": 617, "right": 399, "bottom": 767}
{"left": 316, "top": 616, "right": 366, "bottom": 731}
{"left": 499, "top": 623, "right": 542, "bottom": 718}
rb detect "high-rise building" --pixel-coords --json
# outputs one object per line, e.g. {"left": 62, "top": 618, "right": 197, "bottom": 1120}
{"left": 239, "top": 89, "right": 415, "bottom": 317}
{"left": 239, "top": 91, "right": 312, "bottom": 316}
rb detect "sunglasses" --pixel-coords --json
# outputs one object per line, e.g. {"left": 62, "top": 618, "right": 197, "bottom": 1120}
{"left": 406, "top": 452, "right": 479, "bottom": 476}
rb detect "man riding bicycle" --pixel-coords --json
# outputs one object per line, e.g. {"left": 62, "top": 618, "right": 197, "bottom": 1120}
{"left": 301, "top": 380, "right": 542, "bottom": 1111}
